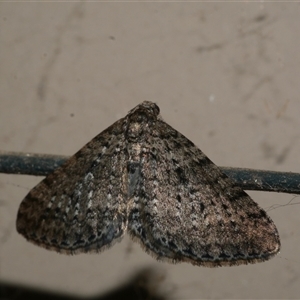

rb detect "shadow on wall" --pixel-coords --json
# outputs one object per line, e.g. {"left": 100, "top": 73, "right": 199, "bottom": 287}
{"left": 0, "top": 267, "right": 169, "bottom": 300}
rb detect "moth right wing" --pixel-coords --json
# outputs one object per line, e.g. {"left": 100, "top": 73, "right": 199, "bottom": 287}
{"left": 128, "top": 119, "right": 280, "bottom": 267}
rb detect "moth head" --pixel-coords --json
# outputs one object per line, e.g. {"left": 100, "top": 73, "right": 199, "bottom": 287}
{"left": 126, "top": 101, "right": 160, "bottom": 140}
{"left": 127, "top": 101, "right": 160, "bottom": 120}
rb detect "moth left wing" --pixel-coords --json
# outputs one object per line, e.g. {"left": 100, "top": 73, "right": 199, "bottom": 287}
{"left": 17, "top": 118, "right": 128, "bottom": 254}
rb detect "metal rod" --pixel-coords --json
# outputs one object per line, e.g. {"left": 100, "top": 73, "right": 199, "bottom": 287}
{"left": 0, "top": 151, "right": 299, "bottom": 194}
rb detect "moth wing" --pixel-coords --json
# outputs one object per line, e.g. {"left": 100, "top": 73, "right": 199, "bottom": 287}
{"left": 128, "top": 120, "right": 280, "bottom": 267}
{"left": 17, "top": 118, "right": 128, "bottom": 254}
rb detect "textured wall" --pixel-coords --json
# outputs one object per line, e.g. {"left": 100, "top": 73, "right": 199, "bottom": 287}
{"left": 1, "top": 2, "right": 299, "bottom": 299}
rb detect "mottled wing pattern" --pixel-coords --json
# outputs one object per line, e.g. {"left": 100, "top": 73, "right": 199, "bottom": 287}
{"left": 17, "top": 101, "right": 280, "bottom": 267}
{"left": 17, "top": 118, "right": 128, "bottom": 254}
{"left": 128, "top": 117, "right": 280, "bottom": 267}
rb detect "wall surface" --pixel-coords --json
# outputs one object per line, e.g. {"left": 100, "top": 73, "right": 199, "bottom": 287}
{"left": 1, "top": 2, "right": 300, "bottom": 299}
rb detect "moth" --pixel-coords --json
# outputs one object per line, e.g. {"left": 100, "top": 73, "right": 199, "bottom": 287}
{"left": 17, "top": 101, "right": 280, "bottom": 267}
